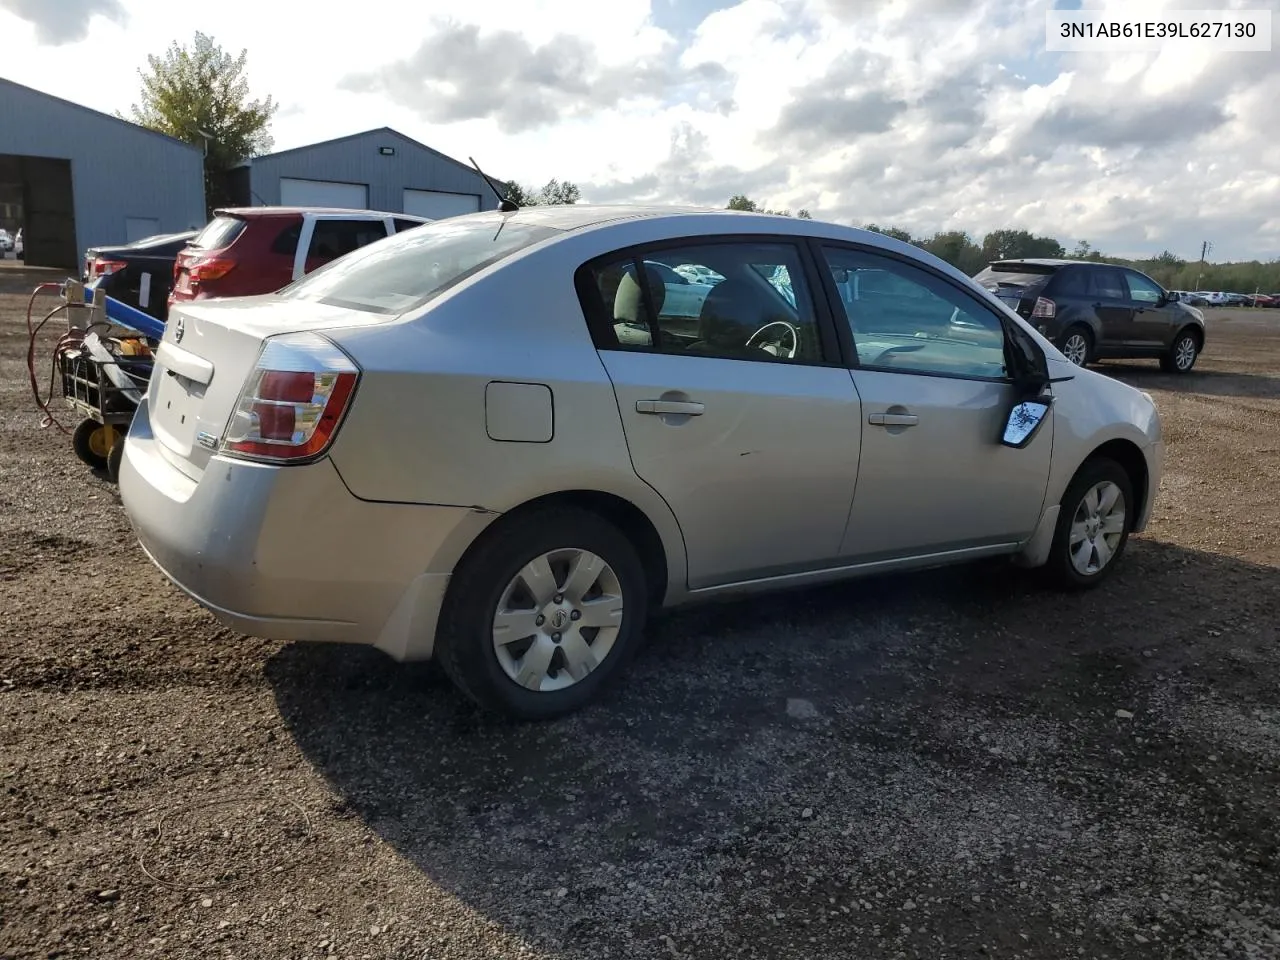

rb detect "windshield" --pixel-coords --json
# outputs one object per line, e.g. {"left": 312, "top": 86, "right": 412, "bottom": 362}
{"left": 279, "top": 214, "right": 562, "bottom": 314}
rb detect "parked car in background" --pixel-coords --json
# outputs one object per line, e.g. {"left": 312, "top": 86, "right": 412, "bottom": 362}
{"left": 673, "top": 263, "right": 725, "bottom": 285}
{"left": 0, "top": 228, "right": 12, "bottom": 251}
{"left": 120, "top": 206, "right": 1163, "bottom": 720}
{"left": 973, "top": 259, "right": 1206, "bottom": 372}
{"left": 83, "top": 230, "right": 199, "bottom": 322}
{"left": 1248, "top": 293, "right": 1277, "bottom": 308}
{"left": 169, "top": 207, "right": 429, "bottom": 307}
{"left": 1178, "top": 291, "right": 1211, "bottom": 307}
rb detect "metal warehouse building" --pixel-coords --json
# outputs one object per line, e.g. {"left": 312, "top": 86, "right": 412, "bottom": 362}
{"left": 226, "top": 127, "right": 501, "bottom": 219}
{"left": 0, "top": 78, "right": 206, "bottom": 268}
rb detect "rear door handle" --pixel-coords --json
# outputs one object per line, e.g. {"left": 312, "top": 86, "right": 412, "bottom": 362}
{"left": 868, "top": 412, "right": 919, "bottom": 427}
{"left": 637, "top": 399, "right": 705, "bottom": 416}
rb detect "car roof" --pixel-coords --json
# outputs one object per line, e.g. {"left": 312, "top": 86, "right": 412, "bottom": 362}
{"left": 214, "top": 206, "right": 428, "bottom": 220}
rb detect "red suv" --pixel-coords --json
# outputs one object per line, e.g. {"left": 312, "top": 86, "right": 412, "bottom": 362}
{"left": 170, "top": 207, "right": 429, "bottom": 306}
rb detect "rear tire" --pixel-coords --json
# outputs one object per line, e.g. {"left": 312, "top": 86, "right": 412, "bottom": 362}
{"left": 1058, "top": 326, "right": 1093, "bottom": 367}
{"left": 435, "top": 506, "right": 649, "bottom": 721}
{"left": 1044, "top": 458, "right": 1133, "bottom": 591}
{"left": 1160, "top": 328, "right": 1199, "bottom": 373}
{"left": 71, "top": 419, "right": 111, "bottom": 471}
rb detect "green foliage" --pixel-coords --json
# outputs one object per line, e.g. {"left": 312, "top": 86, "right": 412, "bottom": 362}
{"left": 726, "top": 196, "right": 809, "bottom": 217}
{"left": 864, "top": 224, "right": 914, "bottom": 243}
{"left": 981, "top": 229, "right": 1065, "bottom": 262}
{"left": 127, "top": 32, "right": 277, "bottom": 217}
{"left": 743, "top": 202, "right": 1280, "bottom": 293}
{"left": 506, "top": 178, "right": 581, "bottom": 206}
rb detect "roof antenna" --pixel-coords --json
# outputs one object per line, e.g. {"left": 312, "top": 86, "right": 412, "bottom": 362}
{"left": 469, "top": 156, "right": 520, "bottom": 213}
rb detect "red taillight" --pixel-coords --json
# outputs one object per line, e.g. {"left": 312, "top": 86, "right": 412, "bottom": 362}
{"left": 221, "top": 334, "right": 360, "bottom": 463}
{"left": 259, "top": 370, "right": 316, "bottom": 403}
{"left": 1032, "top": 297, "right": 1056, "bottom": 319}
{"left": 189, "top": 257, "right": 236, "bottom": 282}
{"left": 93, "top": 258, "right": 128, "bottom": 277}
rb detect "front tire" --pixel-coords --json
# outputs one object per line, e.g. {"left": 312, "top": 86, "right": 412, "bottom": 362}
{"left": 435, "top": 506, "right": 649, "bottom": 720}
{"left": 1044, "top": 458, "right": 1133, "bottom": 590}
{"left": 1161, "top": 329, "right": 1199, "bottom": 373}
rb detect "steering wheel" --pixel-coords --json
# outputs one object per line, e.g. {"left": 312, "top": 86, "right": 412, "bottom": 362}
{"left": 746, "top": 320, "right": 799, "bottom": 359}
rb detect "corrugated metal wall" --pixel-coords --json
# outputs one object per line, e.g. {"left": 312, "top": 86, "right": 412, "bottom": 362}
{"left": 245, "top": 129, "right": 501, "bottom": 213}
{"left": 0, "top": 79, "right": 206, "bottom": 266}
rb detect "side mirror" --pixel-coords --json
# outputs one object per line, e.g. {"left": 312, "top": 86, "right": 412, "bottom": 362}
{"left": 1001, "top": 397, "right": 1053, "bottom": 449}
{"left": 830, "top": 267, "right": 850, "bottom": 283}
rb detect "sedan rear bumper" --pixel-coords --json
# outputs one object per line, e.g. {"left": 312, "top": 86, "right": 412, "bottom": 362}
{"left": 118, "top": 397, "right": 496, "bottom": 660}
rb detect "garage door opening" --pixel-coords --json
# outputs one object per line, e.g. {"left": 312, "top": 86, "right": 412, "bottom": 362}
{"left": 0, "top": 154, "right": 76, "bottom": 268}
{"left": 403, "top": 189, "right": 481, "bottom": 220}
{"left": 279, "top": 178, "right": 369, "bottom": 209}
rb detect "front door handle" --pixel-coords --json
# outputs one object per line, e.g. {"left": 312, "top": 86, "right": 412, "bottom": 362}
{"left": 868, "top": 412, "right": 919, "bottom": 427}
{"left": 637, "top": 399, "right": 705, "bottom": 416}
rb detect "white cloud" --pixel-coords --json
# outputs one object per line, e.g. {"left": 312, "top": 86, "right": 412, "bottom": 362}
{"left": 0, "top": 0, "right": 1277, "bottom": 259}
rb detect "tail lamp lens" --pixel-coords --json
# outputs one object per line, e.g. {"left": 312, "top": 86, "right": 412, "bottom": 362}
{"left": 221, "top": 334, "right": 359, "bottom": 462}
{"left": 1032, "top": 297, "right": 1056, "bottom": 319}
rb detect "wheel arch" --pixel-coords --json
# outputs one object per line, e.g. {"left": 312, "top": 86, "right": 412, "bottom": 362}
{"left": 1076, "top": 438, "right": 1150, "bottom": 527}
{"left": 452, "top": 489, "right": 677, "bottom": 610}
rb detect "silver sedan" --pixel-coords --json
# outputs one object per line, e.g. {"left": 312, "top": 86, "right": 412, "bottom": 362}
{"left": 119, "top": 206, "right": 1163, "bottom": 719}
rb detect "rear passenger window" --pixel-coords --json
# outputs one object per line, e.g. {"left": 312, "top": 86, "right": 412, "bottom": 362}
{"left": 308, "top": 220, "right": 389, "bottom": 265}
{"left": 1091, "top": 267, "right": 1127, "bottom": 300}
{"left": 583, "top": 242, "right": 828, "bottom": 364}
{"left": 393, "top": 218, "right": 424, "bottom": 234}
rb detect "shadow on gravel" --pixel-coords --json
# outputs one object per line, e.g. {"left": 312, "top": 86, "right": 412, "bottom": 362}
{"left": 1095, "top": 363, "right": 1280, "bottom": 400}
{"left": 267, "top": 539, "right": 1280, "bottom": 958}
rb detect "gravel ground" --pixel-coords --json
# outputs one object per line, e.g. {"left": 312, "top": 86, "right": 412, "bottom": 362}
{"left": 1, "top": 270, "right": 1278, "bottom": 960}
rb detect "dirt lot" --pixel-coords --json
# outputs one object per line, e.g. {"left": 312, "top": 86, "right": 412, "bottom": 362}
{"left": 1, "top": 270, "right": 1278, "bottom": 960}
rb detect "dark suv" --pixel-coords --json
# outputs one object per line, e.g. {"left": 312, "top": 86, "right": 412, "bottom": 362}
{"left": 972, "top": 259, "right": 1206, "bottom": 373}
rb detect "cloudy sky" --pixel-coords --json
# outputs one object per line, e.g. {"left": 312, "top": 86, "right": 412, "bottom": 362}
{"left": 1, "top": 0, "right": 1277, "bottom": 260}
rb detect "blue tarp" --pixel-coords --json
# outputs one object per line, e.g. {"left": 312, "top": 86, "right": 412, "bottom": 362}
{"left": 81, "top": 279, "right": 166, "bottom": 340}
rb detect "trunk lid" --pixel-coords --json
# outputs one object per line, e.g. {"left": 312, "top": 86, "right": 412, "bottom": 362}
{"left": 147, "top": 295, "right": 392, "bottom": 480}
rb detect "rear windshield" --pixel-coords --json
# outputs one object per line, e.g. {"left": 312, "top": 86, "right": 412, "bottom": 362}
{"left": 973, "top": 264, "right": 1054, "bottom": 295}
{"left": 278, "top": 215, "right": 562, "bottom": 314}
{"left": 190, "top": 216, "right": 246, "bottom": 250}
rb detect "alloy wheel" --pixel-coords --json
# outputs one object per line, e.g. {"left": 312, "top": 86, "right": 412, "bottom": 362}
{"left": 1068, "top": 480, "right": 1127, "bottom": 576}
{"left": 1175, "top": 335, "right": 1197, "bottom": 371}
{"left": 491, "top": 548, "right": 624, "bottom": 693}
{"left": 1062, "top": 333, "right": 1089, "bottom": 366}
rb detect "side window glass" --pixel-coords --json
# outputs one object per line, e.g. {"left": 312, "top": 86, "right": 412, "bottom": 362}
{"left": 271, "top": 222, "right": 301, "bottom": 256}
{"left": 393, "top": 218, "right": 424, "bottom": 234}
{"left": 820, "top": 246, "right": 1008, "bottom": 379}
{"left": 1124, "top": 270, "right": 1163, "bottom": 304}
{"left": 587, "top": 243, "right": 826, "bottom": 364}
{"left": 1091, "top": 267, "right": 1127, "bottom": 300}
{"left": 308, "top": 220, "right": 387, "bottom": 266}
{"left": 1050, "top": 267, "right": 1088, "bottom": 297}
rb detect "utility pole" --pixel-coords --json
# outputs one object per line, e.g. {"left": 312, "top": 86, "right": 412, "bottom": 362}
{"left": 1196, "top": 240, "right": 1212, "bottom": 291}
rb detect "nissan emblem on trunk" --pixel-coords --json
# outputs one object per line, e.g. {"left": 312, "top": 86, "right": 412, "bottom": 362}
{"left": 174, "top": 317, "right": 185, "bottom": 343}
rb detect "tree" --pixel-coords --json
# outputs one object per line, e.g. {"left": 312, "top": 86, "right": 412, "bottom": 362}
{"left": 505, "top": 178, "right": 581, "bottom": 206}
{"left": 864, "top": 224, "right": 915, "bottom": 243}
{"left": 918, "top": 230, "right": 986, "bottom": 275}
{"left": 981, "top": 229, "right": 1065, "bottom": 262}
{"left": 127, "top": 32, "right": 277, "bottom": 217}
{"left": 726, "top": 196, "right": 811, "bottom": 217}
